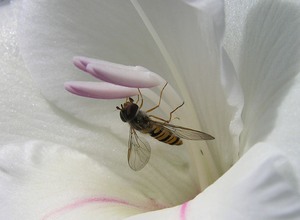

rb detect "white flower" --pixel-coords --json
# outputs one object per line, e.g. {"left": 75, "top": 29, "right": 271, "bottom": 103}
{"left": 1, "top": 0, "right": 300, "bottom": 220}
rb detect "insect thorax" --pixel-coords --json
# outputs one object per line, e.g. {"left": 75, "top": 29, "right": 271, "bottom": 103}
{"left": 129, "top": 110, "right": 152, "bottom": 132}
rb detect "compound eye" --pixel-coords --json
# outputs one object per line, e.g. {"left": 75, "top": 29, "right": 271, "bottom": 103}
{"left": 126, "top": 104, "right": 138, "bottom": 121}
{"left": 120, "top": 111, "right": 127, "bottom": 122}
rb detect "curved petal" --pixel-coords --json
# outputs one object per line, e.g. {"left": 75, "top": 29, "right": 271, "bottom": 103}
{"left": 1, "top": 58, "right": 198, "bottom": 219}
{"left": 0, "top": 141, "right": 199, "bottom": 220}
{"left": 180, "top": 0, "right": 244, "bottom": 177}
{"left": 18, "top": 0, "right": 244, "bottom": 182}
{"left": 1, "top": 52, "right": 198, "bottom": 219}
{"left": 121, "top": 0, "right": 244, "bottom": 187}
{"left": 17, "top": 0, "right": 171, "bottom": 127}
{"left": 224, "top": 0, "right": 260, "bottom": 67}
{"left": 237, "top": 0, "right": 300, "bottom": 154}
{"left": 1, "top": 4, "right": 198, "bottom": 206}
{"left": 265, "top": 73, "right": 300, "bottom": 182}
{"left": 125, "top": 144, "right": 300, "bottom": 220}
{"left": 0, "top": 142, "right": 143, "bottom": 220}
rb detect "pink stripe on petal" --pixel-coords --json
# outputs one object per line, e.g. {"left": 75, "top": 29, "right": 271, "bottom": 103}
{"left": 42, "top": 197, "right": 144, "bottom": 220}
{"left": 180, "top": 201, "right": 189, "bottom": 220}
{"left": 64, "top": 81, "right": 139, "bottom": 99}
{"left": 86, "top": 62, "right": 162, "bottom": 88}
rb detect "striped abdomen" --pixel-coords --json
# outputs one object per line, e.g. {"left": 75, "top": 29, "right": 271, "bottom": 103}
{"left": 149, "top": 124, "right": 183, "bottom": 145}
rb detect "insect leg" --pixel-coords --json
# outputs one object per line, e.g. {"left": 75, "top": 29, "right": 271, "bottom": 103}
{"left": 167, "top": 102, "right": 184, "bottom": 123}
{"left": 149, "top": 101, "right": 184, "bottom": 123}
{"left": 137, "top": 88, "right": 144, "bottom": 108}
{"left": 136, "top": 94, "right": 140, "bottom": 105}
{"left": 148, "top": 115, "right": 169, "bottom": 123}
{"left": 146, "top": 82, "right": 168, "bottom": 113}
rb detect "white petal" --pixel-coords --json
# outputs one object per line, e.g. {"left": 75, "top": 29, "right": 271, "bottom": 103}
{"left": 184, "top": 0, "right": 225, "bottom": 42}
{"left": 0, "top": 142, "right": 141, "bottom": 220}
{"left": 17, "top": 0, "right": 171, "bottom": 126}
{"left": 265, "top": 73, "right": 300, "bottom": 181}
{"left": 1, "top": 57, "right": 198, "bottom": 219}
{"left": 125, "top": 144, "right": 300, "bottom": 220}
{"left": 122, "top": 0, "right": 245, "bottom": 188}
{"left": 18, "top": 0, "right": 244, "bottom": 187}
{"left": 0, "top": 141, "right": 199, "bottom": 220}
{"left": 237, "top": 0, "right": 300, "bottom": 154}
{"left": 1, "top": 2, "right": 199, "bottom": 205}
{"left": 224, "top": 0, "right": 260, "bottom": 67}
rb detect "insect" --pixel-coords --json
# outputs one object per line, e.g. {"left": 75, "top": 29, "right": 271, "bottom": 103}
{"left": 116, "top": 83, "right": 214, "bottom": 171}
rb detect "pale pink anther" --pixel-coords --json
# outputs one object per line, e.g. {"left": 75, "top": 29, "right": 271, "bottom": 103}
{"left": 66, "top": 56, "right": 163, "bottom": 99}
{"left": 73, "top": 56, "right": 162, "bottom": 88}
{"left": 73, "top": 56, "right": 103, "bottom": 72}
{"left": 64, "top": 81, "right": 139, "bottom": 99}
{"left": 86, "top": 62, "right": 162, "bottom": 88}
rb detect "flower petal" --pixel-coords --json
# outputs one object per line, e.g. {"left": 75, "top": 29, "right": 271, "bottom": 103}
{"left": 17, "top": 0, "right": 171, "bottom": 125}
{"left": 224, "top": 0, "right": 261, "bottom": 67}
{"left": 0, "top": 141, "right": 199, "bottom": 220}
{"left": 2, "top": 4, "right": 198, "bottom": 215}
{"left": 1, "top": 52, "right": 198, "bottom": 219}
{"left": 89, "top": 0, "right": 245, "bottom": 188}
{"left": 17, "top": 0, "right": 241, "bottom": 189}
{"left": 237, "top": 0, "right": 300, "bottom": 154}
{"left": 0, "top": 142, "right": 142, "bottom": 220}
{"left": 146, "top": 0, "right": 244, "bottom": 179}
{"left": 265, "top": 74, "right": 300, "bottom": 182}
{"left": 184, "top": 0, "right": 225, "bottom": 42}
{"left": 125, "top": 144, "right": 300, "bottom": 220}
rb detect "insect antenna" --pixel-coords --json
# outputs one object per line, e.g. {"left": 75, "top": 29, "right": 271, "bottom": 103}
{"left": 116, "top": 104, "right": 124, "bottom": 110}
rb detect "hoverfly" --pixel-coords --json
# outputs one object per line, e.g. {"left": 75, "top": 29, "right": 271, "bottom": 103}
{"left": 116, "top": 83, "right": 214, "bottom": 171}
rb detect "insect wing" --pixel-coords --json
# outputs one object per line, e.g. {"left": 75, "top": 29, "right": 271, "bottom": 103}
{"left": 157, "top": 122, "right": 214, "bottom": 140}
{"left": 128, "top": 128, "right": 151, "bottom": 171}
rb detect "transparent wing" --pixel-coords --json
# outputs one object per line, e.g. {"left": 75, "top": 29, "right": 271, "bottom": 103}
{"left": 128, "top": 128, "right": 151, "bottom": 171}
{"left": 154, "top": 121, "right": 215, "bottom": 140}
